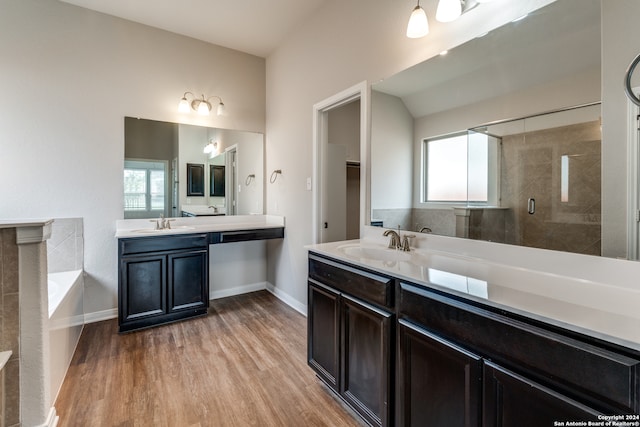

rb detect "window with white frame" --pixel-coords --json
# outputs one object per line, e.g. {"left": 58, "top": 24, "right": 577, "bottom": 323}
{"left": 422, "top": 131, "right": 500, "bottom": 205}
{"left": 124, "top": 160, "right": 167, "bottom": 214}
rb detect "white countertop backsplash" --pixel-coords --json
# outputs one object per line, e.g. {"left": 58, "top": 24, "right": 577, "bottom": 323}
{"left": 306, "top": 226, "right": 640, "bottom": 352}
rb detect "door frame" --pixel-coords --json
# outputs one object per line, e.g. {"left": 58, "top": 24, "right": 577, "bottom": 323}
{"left": 312, "top": 81, "right": 370, "bottom": 244}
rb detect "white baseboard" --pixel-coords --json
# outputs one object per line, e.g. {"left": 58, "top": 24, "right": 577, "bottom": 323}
{"left": 266, "top": 282, "right": 307, "bottom": 316}
{"left": 81, "top": 282, "right": 308, "bottom": 324}
{"left": 83, "top": 308, "right": 117, "bottom": 324}
{"left": 36, "top": 407, "right": 58, "bottom": 427}
{"left": 210, "top": 282, "right": 267, "bottom": 300}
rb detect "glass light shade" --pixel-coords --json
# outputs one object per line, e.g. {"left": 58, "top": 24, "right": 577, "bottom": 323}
{"left": 178, "top": 97, "right": 190, "bottom": 113}
{"left": 436, "top": 0, "right": 462, "bottom": 23}
{"left": 197, "top": 100, "right": 210, "bottom": 115}
{"left": 203, "top": 141, "right": 217, "bottom": 154}
{"left": 476, "top": 0, "right": 494, "bottom": 3}
{"left": 216, "top": 102, "right": 226, "bottom": 116}
{"left": 406, "top": 6, "right": 429, "bottom": 38}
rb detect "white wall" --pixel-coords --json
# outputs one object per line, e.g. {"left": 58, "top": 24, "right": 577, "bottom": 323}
{"left": 0, "top": 0, "right": 265, "bottom": 315}
{"left": 371, "top": 91, "right": 414, "bottom": 211}
{"left": 265, "top": 0, "right": 555, "bottom": 308}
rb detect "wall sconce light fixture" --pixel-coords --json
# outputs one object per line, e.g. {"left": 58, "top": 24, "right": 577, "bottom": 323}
{"left": 178, "top": 92, "right": 226, "bottom": 116}
{"left": 203, "top": 140, "right": 218, "bottom": 154}
{"left": 407, "top": 0, "right": 493, "bottom": 39}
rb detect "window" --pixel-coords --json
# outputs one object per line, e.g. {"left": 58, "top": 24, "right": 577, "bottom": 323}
{"left": 423, "top": 132, "right": 500, "bottom": 205}
{"left": 124, "top": 160, "right": 166, "bottom": 214}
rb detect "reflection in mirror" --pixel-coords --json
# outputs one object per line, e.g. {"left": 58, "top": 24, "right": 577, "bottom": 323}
{"left": 124, "top": 117, "right": 264, "bottom": 219}
{"left": 370, "top": 0, "right": 607, "bottom": 257}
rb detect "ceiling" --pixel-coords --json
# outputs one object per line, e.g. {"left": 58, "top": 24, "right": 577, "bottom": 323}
{"left": 58, "top": 0, "right": 328, "bottom": 57}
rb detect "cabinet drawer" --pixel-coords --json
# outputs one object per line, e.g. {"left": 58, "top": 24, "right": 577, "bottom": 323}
{"left": 214, "top": 227, "right": 284, "bottom": 243}
{"left": 399, "top": 282, "right": 640, "bottom": 414}
{"left": 120, "top": 234, "right": 208, "bottom": 255}
{"left": 308, "top": 254, "right": 393, "bottom": 309}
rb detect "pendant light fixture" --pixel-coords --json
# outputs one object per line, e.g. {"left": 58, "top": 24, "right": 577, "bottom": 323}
{"left": 436, "top": 0, "right": 462, "bottom": 23}
{"left": 406, "top": 0, "right": 495, "bottom": 39}
{"left": 406, "top": 0, "right": 429, "bottom": 39}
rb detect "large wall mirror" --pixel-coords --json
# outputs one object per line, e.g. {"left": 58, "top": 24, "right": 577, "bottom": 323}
{"left": 124, "top": 117, "right": 264, "bottom": 219}
{"left": 370, "top": 0, "right": 615, "bottom": 257}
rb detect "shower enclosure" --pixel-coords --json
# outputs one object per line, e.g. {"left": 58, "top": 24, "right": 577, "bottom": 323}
{"left": 469, "top": 103, "right": 602, "bottom": 255}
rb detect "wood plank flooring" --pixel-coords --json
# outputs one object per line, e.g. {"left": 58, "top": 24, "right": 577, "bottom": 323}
{"left": 54, "top": 291, "right": 363, "bottom": 427}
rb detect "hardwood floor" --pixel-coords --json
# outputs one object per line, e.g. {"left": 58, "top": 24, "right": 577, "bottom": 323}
{"left": 55, "top": 291, "right": 363, "bottom": 427}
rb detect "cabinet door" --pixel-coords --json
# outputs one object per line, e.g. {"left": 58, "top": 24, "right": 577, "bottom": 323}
{"left": 308, "top": 281, "right": 340, "bottom": 391}
{"left": 168, "top": 249, "right": 208, "bottom": 312}
{"left": 397, "top": 319, "right": 482, "bottom": 427}
{"left": 120, "top": 254, "right": 167, "bottom": 321}
{"left": 341, "top": 294, "right": 393, "bottom": 427}
{"left": 483, "top": 361, "right": 602, "bottom": 427}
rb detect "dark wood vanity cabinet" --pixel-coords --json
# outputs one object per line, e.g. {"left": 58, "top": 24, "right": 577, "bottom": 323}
{"left": 483, "top": 361, "right": 601, "bottom": 427}
{"left": 308, "top": 252, "right": 640, "bottom": 427}
{"left": 119, "top": 234, "right": 209, "bottom": 333}
{"left": 308, "top": 255, "right": 394, "bottom": 427}
{"left": 398, "top": 282, "right": 640, "bottom": 426}
{"left": 396, "top": 318, "right": 482, "bottom": 427}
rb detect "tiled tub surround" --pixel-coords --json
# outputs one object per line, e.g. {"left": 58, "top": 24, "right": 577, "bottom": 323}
{"left": 0, "top": 228, "right": 19, "bottom": 427}
{"left": 0, "top": 220, "right": 55, "bottom": 427}
{"left": 308, "top": 226, "right": 640, "bottom": 351}
{"left": 46, "top": 218, "right": 84, "bottom": 407}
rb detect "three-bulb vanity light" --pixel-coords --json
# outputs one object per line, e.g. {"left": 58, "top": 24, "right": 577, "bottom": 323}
{"left": 407, "top": 0, "right": 496, "bottom": 39}
{"left": 178, "top": 92, "right": 226, "bottom": 116}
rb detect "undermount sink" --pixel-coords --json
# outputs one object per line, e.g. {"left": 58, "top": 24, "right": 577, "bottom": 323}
{"left": 130, "top": 226, "right": 196, "bottom": 234}
{"left": 337, "top": 244, "right": 412, "bottom": 263}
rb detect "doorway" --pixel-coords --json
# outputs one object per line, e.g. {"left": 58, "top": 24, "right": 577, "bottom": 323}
{"left": 312, "top": 82, "right": 369, "bottom": 244}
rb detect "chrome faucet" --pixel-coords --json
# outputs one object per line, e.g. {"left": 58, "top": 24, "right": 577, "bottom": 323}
{"left": 383, "top": 229, "right": 401, "bottom": 249}
{"left": 383, "top": 227, "right": 415, "bottom": 252}
{"left": 150, "top": 214, "right": 175, "bottom": 230}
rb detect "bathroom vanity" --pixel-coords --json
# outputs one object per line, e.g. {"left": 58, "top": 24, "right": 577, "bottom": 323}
{"left": 306, "top": 238, "right": 640, "bottom": 427}
{"left": 116, "top": 215, "right": 284, "bottom": 332}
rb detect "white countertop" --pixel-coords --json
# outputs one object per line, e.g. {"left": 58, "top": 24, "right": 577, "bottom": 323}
{"left": 116, "top": 215, "right": 285, "bottom": 239}
{"left": 306, "top": 239, "right": 640, "bottom": 352}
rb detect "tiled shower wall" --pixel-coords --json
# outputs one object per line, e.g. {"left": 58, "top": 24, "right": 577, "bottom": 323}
{"left": 501, "top": 120, "right": 602, "bottom": 255}
{"left": 0, "top": 228, "right": 20, "bottom": 427}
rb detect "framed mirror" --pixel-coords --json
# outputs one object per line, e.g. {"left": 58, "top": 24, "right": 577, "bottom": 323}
{"left": 124, "top": 117, "right": 264, "bottom": 218}
{"left": 370, "top": 0, "right": 608, "bottom": 257}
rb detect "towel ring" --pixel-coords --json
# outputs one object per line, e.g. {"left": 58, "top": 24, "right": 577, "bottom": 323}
{"left": 624, "top": 53, "right": 640, "bottom": 107}
{"left": 270, "top": 169, "right": 282, "bottom": 184}
{"left": 245, "top": 174, "right": 255, "bottom": 186}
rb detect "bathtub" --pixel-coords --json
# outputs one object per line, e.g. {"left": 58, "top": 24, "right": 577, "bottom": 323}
{"left": 48, "top": 269, "right": 84, "bottom": 402}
